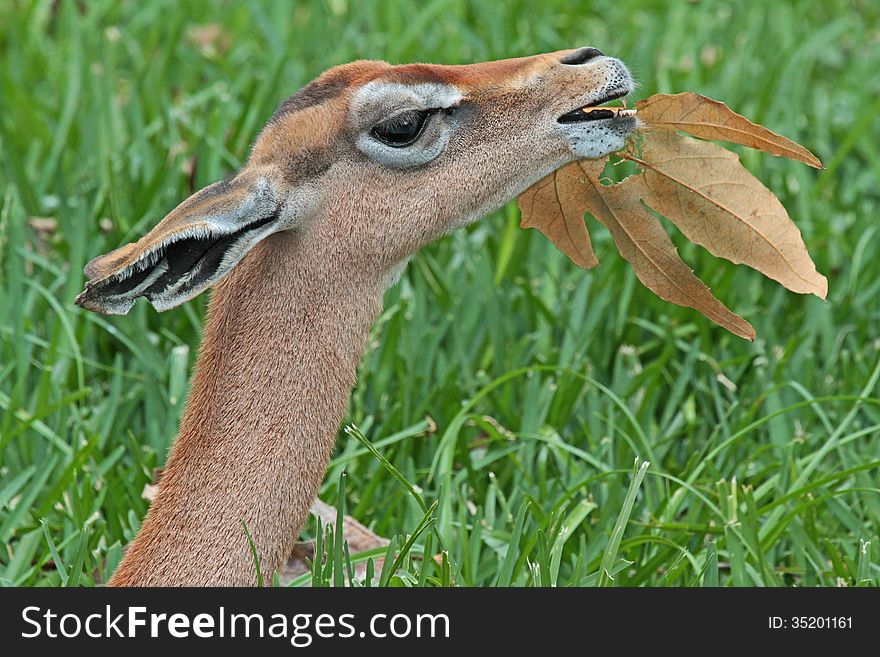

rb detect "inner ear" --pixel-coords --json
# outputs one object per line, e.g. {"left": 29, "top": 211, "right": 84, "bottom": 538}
{"left": 79, "top": 213, "right": 279, "bottom": 315}
{"left": 75, "top": 169, "right": 287, "bottom": 315}
{"left": 94, "top": 215, "right": 278, "bottom": 310}
{"left": 142, "top": 212, "right": 277, "bottom": 304}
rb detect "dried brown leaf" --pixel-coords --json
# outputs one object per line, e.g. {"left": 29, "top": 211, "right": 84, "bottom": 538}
{"left": 141, "top": 482, "right": 158, "bottom": 502}
{"left": 281, "top": 499, "right": 389, "bottom": 586}
{"left": 308, "top": 499, "right": 389, "bottom": 554}
{"left": 516, "top": 92, "right": 826, "bottom": 340}
{"left": 518, "top": 171, "right": 599, "bottom": 269}
{"left": 567, "top": 159, "right": 756, "bottom": 340}
{"left": 625, "top": 130, "right": 827, "bottom": 299}
{"left": 636, "top": 92, "right": 823, "bottom": 168}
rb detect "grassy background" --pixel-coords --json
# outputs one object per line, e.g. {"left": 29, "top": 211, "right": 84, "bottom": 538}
{"left": 1, "top": 0, "right": 879, "bottom": 587}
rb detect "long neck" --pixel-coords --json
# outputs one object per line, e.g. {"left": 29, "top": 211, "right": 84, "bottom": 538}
{"left": 109, "top": 230, "right": 385, "bottom": 586}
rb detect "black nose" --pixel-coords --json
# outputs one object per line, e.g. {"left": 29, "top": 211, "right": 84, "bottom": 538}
{"left": 560, "top": 47, "right": 604, "bottom": 65}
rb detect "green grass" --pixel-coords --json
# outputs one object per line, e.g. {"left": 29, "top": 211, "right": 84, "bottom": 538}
{"left": 1, "top": 0, "right": 879, "bottom": 587}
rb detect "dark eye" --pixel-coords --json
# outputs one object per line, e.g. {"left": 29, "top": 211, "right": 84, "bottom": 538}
{"left": 372, "top": 110, "right": 431, "bottom": 147}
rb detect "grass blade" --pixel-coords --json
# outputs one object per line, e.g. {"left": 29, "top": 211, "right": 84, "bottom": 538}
{"left": 597, "top": 459, "right": 650, "bottom": 587}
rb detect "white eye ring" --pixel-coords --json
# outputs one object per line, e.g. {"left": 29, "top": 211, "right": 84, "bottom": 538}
{"left": 358, "top": 112, "right": 452, "bottom": 169}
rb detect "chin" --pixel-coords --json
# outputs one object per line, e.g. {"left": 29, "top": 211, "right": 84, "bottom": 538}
{"left": 564, "top": 120, "right": 637, "bottom": 160}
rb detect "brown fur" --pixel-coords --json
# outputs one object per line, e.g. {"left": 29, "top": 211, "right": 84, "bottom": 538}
{"left": 109, "top": 230, "right": 383, "bottom": 585}
{"left": 82, "top": 49, "right": 633, "bottom": 585}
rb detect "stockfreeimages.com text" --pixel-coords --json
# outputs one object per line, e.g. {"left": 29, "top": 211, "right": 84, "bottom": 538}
{"left": 21, "top": 605, "right": 450, "bottom": 646}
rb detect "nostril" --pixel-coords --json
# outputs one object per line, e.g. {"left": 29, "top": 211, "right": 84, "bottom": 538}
{"left": 560, "top": 47, "right": 604, "bottom": 65}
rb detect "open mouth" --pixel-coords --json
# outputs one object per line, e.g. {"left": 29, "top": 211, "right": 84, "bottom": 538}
{"left": 557, "top": 89, "right": 637, "bottom": 124}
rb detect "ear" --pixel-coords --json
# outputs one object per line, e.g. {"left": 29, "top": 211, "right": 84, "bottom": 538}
{"left": 76, "top": 166, "right": 295, "bottom": 315}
